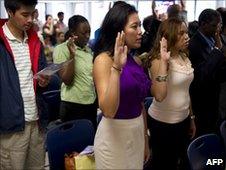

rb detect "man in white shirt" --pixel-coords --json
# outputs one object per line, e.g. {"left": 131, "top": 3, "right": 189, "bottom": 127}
{"left": 0, "top": 0, "right": 50, "bottom": 169}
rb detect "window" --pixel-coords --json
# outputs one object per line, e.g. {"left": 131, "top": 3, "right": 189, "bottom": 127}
{"left": 90, "top": 1, "right": 112, "bottom": 39}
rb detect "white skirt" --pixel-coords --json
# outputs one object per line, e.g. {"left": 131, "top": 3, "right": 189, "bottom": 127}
{"left": 94, "top": 114, "right": 144, "bottom": 170}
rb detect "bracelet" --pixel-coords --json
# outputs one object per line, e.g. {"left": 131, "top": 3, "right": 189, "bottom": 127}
{"left": 112, "top": 65, "right": 122, "bottom": 72}
{"left": 155, "top": 74, "right": 168, "bottom": 82}
{"left": 144, "top": 134, "right": 149, "bottom": 139}
{"left": 190, "top": 115, "right": 195, "bottom": 120}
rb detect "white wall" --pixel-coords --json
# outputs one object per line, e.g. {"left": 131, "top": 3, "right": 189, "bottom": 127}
{"left": 0, "top": 0, "right": 226, "bottom": 38}
{"left": 0, "top": 1, "right": 7, "bottom": 18}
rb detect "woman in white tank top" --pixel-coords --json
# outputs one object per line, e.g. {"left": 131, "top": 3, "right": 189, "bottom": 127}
{"left": 147, "top": 17, "right": 196, "bottom": 170}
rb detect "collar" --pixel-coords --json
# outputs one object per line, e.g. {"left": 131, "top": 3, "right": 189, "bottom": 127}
{"left": 65, "top": 40, "right": 91, "bottom": 53}
{"left": 2, "top": 23, "right": 28, "bottom": 43}
{"left": 198, "top": 30, "right": 215, "bottom": 49}
{"left": 76, "top": 45, "right": 91, "bottom": 52}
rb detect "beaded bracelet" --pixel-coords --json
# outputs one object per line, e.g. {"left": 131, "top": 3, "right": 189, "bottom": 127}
{"left": 155, "top": 74, "right": 168, "bottom": 82}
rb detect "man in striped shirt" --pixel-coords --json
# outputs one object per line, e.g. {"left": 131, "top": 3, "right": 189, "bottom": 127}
{"left": 0, "top": 0, "right": 50, "bottom": 169}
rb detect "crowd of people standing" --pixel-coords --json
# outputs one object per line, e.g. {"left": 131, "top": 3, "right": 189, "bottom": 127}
{"left": 0, "top": 0, "right": 226, "bottom": 169}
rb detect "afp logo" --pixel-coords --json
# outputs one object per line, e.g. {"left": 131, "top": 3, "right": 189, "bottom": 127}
{"left": 206, "top": 159, "right": 224, "bottom": 165}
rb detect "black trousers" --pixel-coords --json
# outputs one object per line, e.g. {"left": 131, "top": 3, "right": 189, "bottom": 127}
{"left": 59, "top": 100, "right": 97, "bottom": 130}
{"left": 149, "top": 116, "right": 191, "bottom": 170}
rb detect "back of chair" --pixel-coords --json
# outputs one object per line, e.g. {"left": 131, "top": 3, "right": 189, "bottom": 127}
{"left": 220, "top": 120, "right": 226, "bottom": 161}
{"left": 46, "top": 119, "right": 95, "bottom": 170}
{"left": 187, "top": 134, "right": 225, "bottom": 170}
{"left": 42, "top": 90, "right": 61, "bottom": 105}
{"left": 220, "top": 121, "right": 226, "bottom": 149}
{"left": 42, "top": 90, "right": 61, "bottom": 121}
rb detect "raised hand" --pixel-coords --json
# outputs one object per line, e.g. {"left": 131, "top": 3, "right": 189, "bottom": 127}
{"left": 67, "top": 35, "right": 78, "bottom": 58}
{"left": 160, "top": 37, "right": 170, "bottom": 62}
{"left": 152, "top": 0, "right": 158, "bottom": 19}
{"left": 113, "top": 31, "right": 128, "bottom": 70}
{"left": 214, "top": 25, "right": 222, "bottom": 49}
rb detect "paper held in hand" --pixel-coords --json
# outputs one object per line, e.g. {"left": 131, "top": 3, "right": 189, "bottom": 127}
{"left": 79, "top": 145, "right": 94, "bottom": 156}
{"left": 33, "top": 59, "right": 73, "bottom": 79}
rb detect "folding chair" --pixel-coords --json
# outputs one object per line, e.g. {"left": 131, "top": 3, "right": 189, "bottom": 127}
{"left": 42, "top": 90, "right": 60, "bottom": 121}
{"left": 187, "top": 134, "right": 225, "bottom": 170}
{"left": 46, "top": 119, "right": 95, "bottom": 170}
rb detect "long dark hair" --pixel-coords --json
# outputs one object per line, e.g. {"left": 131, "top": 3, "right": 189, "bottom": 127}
{"left": 149, "top": 17, "right": 188, "bottom": 65}
{"left": 93, "top": 2, "right": 137, "bottom": 58}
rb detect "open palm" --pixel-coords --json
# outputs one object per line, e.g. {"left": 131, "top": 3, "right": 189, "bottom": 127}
{"left": 160, "top": 37, "right": 170, "bottom": 61}
{"left": 113, "top": 31, "right": 128, "bottom": 69}
{"left": 67, "top": 35, "right": 78, "bottom": 58}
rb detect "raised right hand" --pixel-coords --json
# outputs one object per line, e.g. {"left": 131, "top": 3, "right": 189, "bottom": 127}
{"left": 214, "top": 26, "right": 222, "bottom": 49}
{"left": 160, "top": 37, "right": 170, "bottom": 62}
{"left": 67, "top": 35, "right": 78, "bottom": 58}
{"left": 113, "top": 31, "right": 128, "bottom": 69}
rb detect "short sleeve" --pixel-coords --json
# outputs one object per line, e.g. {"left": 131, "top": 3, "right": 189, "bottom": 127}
{"left": 53, "top": 42, "right": 70, "bottom": 64}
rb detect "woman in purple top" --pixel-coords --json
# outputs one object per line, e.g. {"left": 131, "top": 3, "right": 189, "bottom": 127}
{"left": 93, "top": 2, "right": 150, "bottom": 169}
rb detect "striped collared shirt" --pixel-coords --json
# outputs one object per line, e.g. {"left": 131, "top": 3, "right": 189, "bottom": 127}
{"left": 2, "top": 23, "right": 38, "bottom": 122}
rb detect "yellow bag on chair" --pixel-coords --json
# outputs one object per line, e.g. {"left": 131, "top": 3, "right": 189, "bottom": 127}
{"left": 74, "top": 154, "right": 95, "bottom": 170}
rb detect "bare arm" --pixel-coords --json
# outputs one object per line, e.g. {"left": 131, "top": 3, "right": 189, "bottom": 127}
{"left": 94, "top": 32, "right": 127, "bottom": 118}
{"left": 58, "top": 58, "right": 75, "bottom": 86}
{"left": 189, "top": 103, "right": 196, "bottom": 139}
{"left": 152, "top": 0, "right": 157, "bottom": 19}
{"left": 179, "top": 0, "right": 185, "bottom": 10}
{"left": 150, "top": 59, "right": 168, "bottom": 101}
{"left": 94, "top": 54, "right": 121, "bottom": 118}
{"left": 142, "top": 103, "right": 150, "bottom": 163}
{"left": 58, "top": 36, "right": 77, "bottom": 85}
{"left": 151, "top": 37, "right": 170, "bottom": 102}
{"left": 43, "top": 22, "right": 54, "bottom": 36}
{"left": 215, "top": 24, "right": 223, "bottom": 49}
{"left": 142, "top": 103, "right": 148, "bottom": 136}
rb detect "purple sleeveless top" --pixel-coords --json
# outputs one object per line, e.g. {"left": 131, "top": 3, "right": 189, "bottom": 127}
{"left": 114, "top": 54, "right": 151, "bottom": 119}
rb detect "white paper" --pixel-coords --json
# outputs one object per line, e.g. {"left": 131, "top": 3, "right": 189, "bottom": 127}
{"left": 79, "top": 145, "right": 94, "bottom": 155}
{"left": 33, "top": 59, "right": 73, "bottom": 79}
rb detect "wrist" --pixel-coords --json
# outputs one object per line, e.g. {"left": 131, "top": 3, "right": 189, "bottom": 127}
{"left": 160, "top": 58, "right": 169, "bottom": 64}
{"left": 156, "top": 74, "right": 168, "bottom": 82}
{"left": 69, "top": 52, "right": 75, "bottom": 58}
{"left": 111, "top": 67, "right": 121, "bottom": 74}
{"left": 112, "top": 65, "right": 122, "bottom": 72}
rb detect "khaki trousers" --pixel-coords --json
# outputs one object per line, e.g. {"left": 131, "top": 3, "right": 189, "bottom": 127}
{"left": 0, "top": 121, "right": 45, "bottom": 170}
